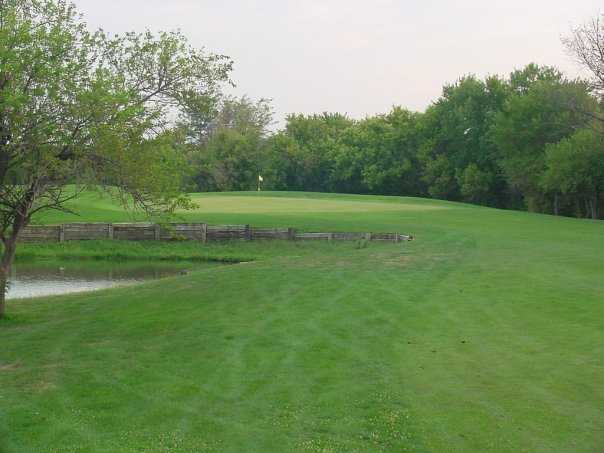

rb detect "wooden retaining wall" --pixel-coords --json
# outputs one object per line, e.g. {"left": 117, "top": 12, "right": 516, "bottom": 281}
{"left": 19, "top": 226, "right": 61, "bottom": 243}
{"left": 19, "top": 222, "right": 413, "bottom": 244}
{"left": 251, "top": 227, "right": 294, "bottom": 241}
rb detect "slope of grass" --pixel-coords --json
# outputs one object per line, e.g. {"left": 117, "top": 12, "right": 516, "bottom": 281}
{"left": 1, "top": 191, "right": 603, "bottom": 452}
{"left": 16, "top": 240, "right": 255, "bottom": 264}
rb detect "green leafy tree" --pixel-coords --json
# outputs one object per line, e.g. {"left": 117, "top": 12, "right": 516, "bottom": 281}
{"left": 509, "top": 64, "right": 564, "bottom": 94}
{"left": 262, "top": 133, "right": 306, "bottom": 190}
{"left": 332, "top": 107, "right": 424, "bottom": 195}
{"left": 280, "top": 113, "right": 353, "bottom": 192}
{"left": 492, "top": 68, "right": 595, "bottom": 212}
{"left": 421, "top": 153, "right": 457, "bottom": 199}
{"left": 200, "top": 128, "right": 264, "bottom": 191}
{"left": 458, "top": 164, "right": 494, "bottom": 205}
{"left": 210, "top": 96, "right": 273, "bottom": 136}
{"left": 542, "top": 128, "right": 604, "bottom": 219}
{"left": 186, "top": 96, "right": 273, "bottom": 191}
{"left": 0, "top": 0, "right": 231, "bottom": 317}
{"left": 419, "top": 75, "right": 510, "bottom": 205}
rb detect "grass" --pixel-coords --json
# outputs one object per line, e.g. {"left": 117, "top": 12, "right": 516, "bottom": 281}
{"left": 1, "top": 191, "right": 603, "bottom": 452}
{"left": 16, "top": 241, "right": 254, "bottom": 264}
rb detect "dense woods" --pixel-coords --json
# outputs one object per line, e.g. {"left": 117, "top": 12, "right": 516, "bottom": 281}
{"left": 180, "top": 13, "right": 604, "bottom": 220}
{"left": 185, "top": 60, "right": 604, "bottom": 219}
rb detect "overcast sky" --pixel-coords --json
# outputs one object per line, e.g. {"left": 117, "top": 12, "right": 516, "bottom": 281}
{"left": 73, "top": 1, "right": 600, "bottom": 125}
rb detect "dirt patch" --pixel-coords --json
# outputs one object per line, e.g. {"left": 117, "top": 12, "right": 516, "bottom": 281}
{"left": 0, "top": 362, "right": 20, "bottom": 372}
{"left": 32, "top": 380, "right": 58, "bottom": 393}
{"left": 380, "top": 255, "right": 412, "bottom": 267}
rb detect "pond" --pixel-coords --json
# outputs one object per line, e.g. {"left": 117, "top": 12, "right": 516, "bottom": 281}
{"left": 6, "top": 261, "right": 216, "bottom": 299}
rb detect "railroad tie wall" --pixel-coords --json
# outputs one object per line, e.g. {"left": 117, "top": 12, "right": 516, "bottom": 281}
{"left": 112, "top": 224, "right": 157, "bottom": 241}
{"left": 64, "top": 223, "right": 111, "bottom": 241}
{"left": 251, "top": 227, "right": 293, "bottom": 240}
{"left": 19, "top": 223, "right": 413, "bottom": 243}
{"left": 19, "top": 225, "right": 61, "bottom": 243}
{"left": 207, "top": 224, "right": 251, "bottom": 241}
{"left": 159, "top": 223, "right": 206, "bottom": 242}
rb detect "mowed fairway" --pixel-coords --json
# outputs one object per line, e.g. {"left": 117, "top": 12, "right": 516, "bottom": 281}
{"left": 1, "top": 192, "right": 604, "bottom": 452}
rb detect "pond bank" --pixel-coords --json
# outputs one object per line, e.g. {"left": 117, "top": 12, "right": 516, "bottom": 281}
{"left": 7, "top": 260, "right": 220, "bottom": 300}
{"left": 16, "top": 240, "right": 251, "bottom": 264}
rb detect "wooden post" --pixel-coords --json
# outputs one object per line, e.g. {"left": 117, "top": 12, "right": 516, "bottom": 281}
{"left": 108, "top": 224, "right": 114, "bottom": 240}
{"left": 395, "top": 234, "right": 401, "bottom": 243}
{"left": 365, "top": 232, "right": 372, "bottom": 241}
{"left": 328, "top": 233, "right": 333, "bottom": 242}
{"left": 287, "top": 228, "right": 296, "bottom": 240}
{"left": 201, "top": 223, "right": 207, "bottom": 243}
{"left": 245, "top": 224, "right": 252, "bottom": 241}
{"left": 59, "top": 224, "right": 65, "bottom": 243}
{"left": 154, "top": 224, "right": 161, "bottom": 241}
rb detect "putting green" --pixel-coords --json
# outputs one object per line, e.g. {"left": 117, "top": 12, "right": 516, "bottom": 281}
{"left": 187, "top": 195, "right": 449, "bottom": 214}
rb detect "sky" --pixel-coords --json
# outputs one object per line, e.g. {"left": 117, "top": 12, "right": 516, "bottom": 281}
{"left": 73, "top": 1, "right": 601, "bottom": 125}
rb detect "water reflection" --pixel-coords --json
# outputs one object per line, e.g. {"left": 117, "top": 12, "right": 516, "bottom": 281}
{"left": 7, "top": 261, "right": 196, "bottom": 299}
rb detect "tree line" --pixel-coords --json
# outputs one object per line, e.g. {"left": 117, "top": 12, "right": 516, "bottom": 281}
{"left": 183, "top": 17, "right": 604, "bottom": 220}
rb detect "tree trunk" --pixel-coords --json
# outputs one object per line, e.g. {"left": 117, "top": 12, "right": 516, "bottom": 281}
{"left": 590, "top": 198, "right": 599, "bottom": 220}
{"left": 0, "top": 234, "right": 18, "bottom": 319}
{"left": 0, "top": 180, "right": 38, "bottom": 319}
{"left": 553, "top": 194, "right": 560, "bottom": 216}
{"left": 0, "top": 267, "right": 7, "bottom": 320}
{"left": 0, "top": 193, "right": 34, "bottom": 319}
{"left": 0, "top": 231, "right": 19, "bottom": 319}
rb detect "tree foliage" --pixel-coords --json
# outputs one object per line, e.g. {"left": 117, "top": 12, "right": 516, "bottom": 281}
{"left": 0, "top": 0, "right": 231, "bottom": 316}
{"left": 542, "top": 128, "right": 604, "bottom": 219}
{"left": 492, "top": 69, "right": 595, "bottom": 211}
{"left": 185, "top": 96, "right": 273, "bottom": 191}
{"left": 180, "top": 65, "right": 602, "bottom": 222}
{"left": 419, "top": 75, "right": 509, "bottom": 204}
{"left": 172, "top": 14, "right": 604, "bottom": 224}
